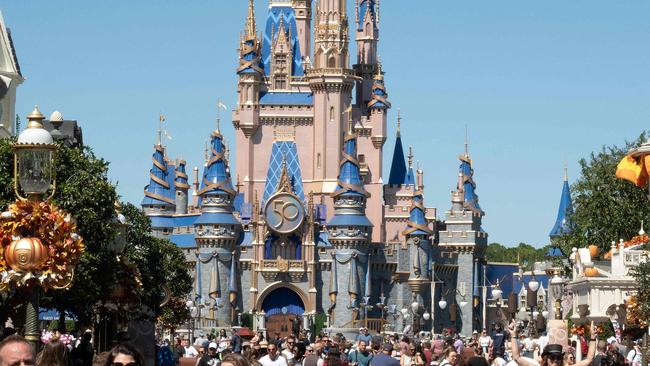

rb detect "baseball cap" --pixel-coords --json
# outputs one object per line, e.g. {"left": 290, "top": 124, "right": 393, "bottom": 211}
{"left": 209, "top": 342, "right": 218, "bottom": 349}
{"left": 607, "top": 337, "right": 617, "bottom": 345}
{"left": 382, "top": 343, "right": 393, "bottom": 352}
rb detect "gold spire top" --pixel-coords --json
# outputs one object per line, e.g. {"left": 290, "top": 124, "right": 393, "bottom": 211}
{"left": 26, "top": 105, "right": 45, "bottom": 128}
{"left": 563, "top": 164, "right": 568, "bottom": 182}
{"left": 396, "top": 108, "right": 401, "bottom": 137}
{"left": 245, "top": 0, "right": 257, "bottom": 38}
{"left": 156, "top": 114, "right": 166, "bottom": 146}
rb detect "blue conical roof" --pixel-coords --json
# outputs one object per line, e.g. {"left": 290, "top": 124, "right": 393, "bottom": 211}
{"left": 328, "top": 132, "right": 372, "bottom": 228}
{"left": 142, "top": 144, "right": 175, "bottom": 206}
{"left": 459, "top": 155, "right": 482, "bottom": 214}
{"left": 332, "top": 133, "right": 368, "bottom": 198}
{"left": 403, "top": 188, "right": 433, "bottom": 236}
{"left": 549, "top": 179, "right": 574, "bottom": 238}
{"left": 174, "top": 160, "right": 190, "bottom": 190}
{"left": 388, "top": 133, "right": 407, "bottom": 185}
{"left": 198, "top": 131, "right": 235, "bottom": 197}
{"left": 368, "top": 72, "right": 391, "bottom": 110}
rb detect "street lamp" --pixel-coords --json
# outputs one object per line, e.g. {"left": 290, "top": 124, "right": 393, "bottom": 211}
{"left": 12, "top": 106, "right": 56, "bottom": 351}
{"left": 550, "top": 271, "right": 565, "bottom": 320}
{"left": 526, "top": 273, "right": 540, "bottom": 337}
{"left": 438, "top": 299, "right": 448, "bottom": 310}
{"left": 13, "top": 106, "right": 57, "bottom": 201}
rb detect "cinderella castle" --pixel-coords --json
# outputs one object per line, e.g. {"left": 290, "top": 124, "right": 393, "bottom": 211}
{"left": 141, "top": 0, "right": 489, "bottom": 337}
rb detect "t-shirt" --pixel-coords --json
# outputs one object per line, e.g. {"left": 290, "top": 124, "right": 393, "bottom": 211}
{"left": 260, "top": 355, "right": 289, "bottom": 366}
{"left": 184, "top": 346, "right": 199, "bottom": 358}
{"left": 283, "top": 349, "right": 296, "bottom": 364}
{"left": 231, "top": 335, "right": 242, "bottom": 353}
{"left": 454, "top": 339, "right": 464, "bottom": 354}
{"left": 627, "top": 348, "right": 642, "bottom": 366}
{"left": 370, "top": 354, "right": 400, "bottom": 366}
{"left": 348, "top": 350, "right": 373, "bottom": 366}
{"left": 479, "top": 337, "right": 491, "bottom": 349}
{"left": 356, "top": 334, "right": 373, "bottom": 345}
{"left": 491, "top": 333, "right": 506, "bottom": 355}
{"left": 173, "top": 345, "right": 186, "bottom": 364}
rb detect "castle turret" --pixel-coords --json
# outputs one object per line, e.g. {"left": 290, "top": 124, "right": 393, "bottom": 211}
{"left": 234, "top": 0, "right": 263, "bottom": 140}
{"left": 142, "top": 133, "right": 176, "bottom": 237}
{"left": 403, "top": 166, "right": 433, "bottom": 330}
{"left": 292, "top": 0, "right": 311, "bottom": 61}
{"left": 387, "top": 111, "right": 407, "bottom": 185}
{"left": 194, "top": 128, "right": 242, "bottom": 328}
{"left": 309, "top": 0, "right": 355, "bottom": 192}
{"left": 174, "top": 159, "right": 190, "bottom": 215}
{"left": 354, "top": 0, "right": 380, "bottom": 114}
{"left": 367, "top": 63, "right": 390, "bottom": 148}
{"left": 436, "top": 145, "right": 487, "bottom": 336}
{"left": 326, "top": 123, "right": 373, "bottom": 329}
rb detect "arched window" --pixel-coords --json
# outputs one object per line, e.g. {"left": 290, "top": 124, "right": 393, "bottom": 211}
{"left": 329, "top": 106, "right": 335, "bottom": 122}
{"left": 328, "top": 56, "right": 336, "bottom": 68}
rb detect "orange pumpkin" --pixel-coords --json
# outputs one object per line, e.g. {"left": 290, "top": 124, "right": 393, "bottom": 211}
{"left": 5, "top": 237, "right": 49, "bottom": 272}
{"left": 584, "top": 267, "right": 599, "bottom": 277}
{"left": 588, "top": 245, "right": 600, "bottom": 258}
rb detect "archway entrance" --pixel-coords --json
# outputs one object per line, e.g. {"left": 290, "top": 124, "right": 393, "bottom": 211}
{"left": 261, "top": 287, "right": 305, "bottom": 338}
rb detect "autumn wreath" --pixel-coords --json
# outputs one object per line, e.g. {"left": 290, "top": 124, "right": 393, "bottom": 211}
{"left": 0, "top": 199, "right": 84, "bottom": 290}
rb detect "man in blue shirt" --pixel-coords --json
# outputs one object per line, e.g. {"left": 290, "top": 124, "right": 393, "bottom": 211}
{"left": 370, "top": 343, "right": 399, "bottom": 366}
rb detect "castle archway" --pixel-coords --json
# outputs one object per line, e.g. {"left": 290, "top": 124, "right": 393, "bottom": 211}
{"left": 257, "top": 283, "right": 307, "bottom": 338}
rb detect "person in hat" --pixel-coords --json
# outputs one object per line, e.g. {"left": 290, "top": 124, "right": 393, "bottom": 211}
{"left": 356, "top": 329, "right": 372, "bottom": 347}
{"left": 197, "top": 343, "right": 219, "bottom": 366}
{"left": 508, "top": 320, "right": 596, "bottom": 366}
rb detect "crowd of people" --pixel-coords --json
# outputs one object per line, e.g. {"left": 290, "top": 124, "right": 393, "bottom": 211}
{"left": 0, "top": 321, "right": 645, "bottom": 366}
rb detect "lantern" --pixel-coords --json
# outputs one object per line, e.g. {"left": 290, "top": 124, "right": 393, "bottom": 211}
{"left": 5, "top": 237, "right": 49, "bottom": 272}
{"left": 13, "top": 106, "right": 56, "bottom": 199}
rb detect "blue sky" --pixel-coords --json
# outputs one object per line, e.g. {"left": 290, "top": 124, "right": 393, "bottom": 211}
{"left": 3, "top": 1, "right": 649, "bottom": 248}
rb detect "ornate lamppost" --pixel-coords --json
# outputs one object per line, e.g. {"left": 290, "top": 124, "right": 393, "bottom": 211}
{"left": 526, "top": 274, "right": 540, "bottom": 337}
{"left": 0, "top": 106, "right": 84, "bottom": 352}
{"left": 550, "top": 270, "right": 565, "bottom": 320}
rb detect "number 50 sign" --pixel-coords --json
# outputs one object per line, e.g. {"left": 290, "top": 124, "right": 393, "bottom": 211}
{"left": 264, "top": 193, "right": 305, "bottom": 234}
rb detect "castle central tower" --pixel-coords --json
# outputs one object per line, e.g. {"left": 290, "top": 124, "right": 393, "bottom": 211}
{"left": 308, "top": 0, "right": 356, "bottom": 196}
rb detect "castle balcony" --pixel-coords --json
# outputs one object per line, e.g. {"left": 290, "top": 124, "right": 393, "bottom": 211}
{"left": 259, "top": 258, "right": 307, "bottom": 282}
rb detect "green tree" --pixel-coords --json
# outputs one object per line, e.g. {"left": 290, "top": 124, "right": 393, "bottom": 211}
{"left": 0, "top": 138, "right": 191, "bottom": 328}
{"left": 563, "top": 132, "right": 650, "bottom": 254}
{"left": 485, "top": 242, "right": 548, "bottom": 270}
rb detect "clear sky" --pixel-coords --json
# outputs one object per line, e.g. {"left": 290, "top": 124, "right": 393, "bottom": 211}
{"left": 2, "top": 1, "right": 649, "bottom": 248}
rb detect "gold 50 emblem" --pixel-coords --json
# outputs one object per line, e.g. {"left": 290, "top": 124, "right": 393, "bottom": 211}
{"left": 265, "top": 193, "right": 305, "bottom": 234}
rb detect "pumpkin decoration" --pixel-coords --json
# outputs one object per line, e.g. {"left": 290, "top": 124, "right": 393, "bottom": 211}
{"left": 0, "top": 199, "right": 84, "bottom": 290}
{"left": 588, "top": 245, "right": 599, "bottom": 258}
{"left": 584, "top": 267, "right": 599, "bottom": 277}
{"left": 5, "top": 237, "right": 49, "bottom": 272}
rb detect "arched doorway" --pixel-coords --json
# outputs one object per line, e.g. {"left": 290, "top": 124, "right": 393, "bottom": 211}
{"left": 261, "top": 287, "right": 305, "bottom": 338}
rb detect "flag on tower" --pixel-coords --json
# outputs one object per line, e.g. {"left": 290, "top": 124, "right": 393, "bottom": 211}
{"left": 217, "top": 101, "right": 228, "bottom": 110}
{"left": 159, "top": 114, "right": 165, "bottom": 122}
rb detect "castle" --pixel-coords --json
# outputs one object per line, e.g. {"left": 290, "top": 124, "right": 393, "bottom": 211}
{"left": 141, "top": 0, "right": 489, "bottom": 337}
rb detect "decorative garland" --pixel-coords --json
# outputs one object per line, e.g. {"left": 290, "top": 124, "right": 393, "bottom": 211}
{"left": 0, "top": 199, "right": 84, "bottom": 290}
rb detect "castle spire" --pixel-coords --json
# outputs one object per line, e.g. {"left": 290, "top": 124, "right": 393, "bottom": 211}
{"left": 549, "top": 167, "right": 574, "bottom": 239}
{"left": 327, "top": 128, "right": 373, "bottom": 242}
{"left": 142, "top": 141, "right": 175, "bottom": 210}
{"left": 454, "top": 145, "right": 483, "bottom": 215}
{"left": 367, "top": 62, "right": 391, "bottom": 110}
{"left": 403, "top": 168, "right": 433, "bottom": 237}
{"left": 237, "top": 1, "right": 263, "bottom": 76}
{"left": 245, "top": 0, "right": 256, "bottom": 38}
{"left": 388, "top": 110, "right": 408, "bottom": 185}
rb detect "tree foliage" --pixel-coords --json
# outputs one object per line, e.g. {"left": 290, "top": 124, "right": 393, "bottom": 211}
{"left": 485, "top": 242, "right": 548, "bottom": 269}
{"left": 0, "top": 138, "right": 191, "bottom": 328}
{"left": 563, "top": 132, "right": 650, "bottom": 254}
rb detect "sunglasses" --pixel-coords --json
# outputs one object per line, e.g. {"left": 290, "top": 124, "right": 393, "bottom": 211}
{"left": 111, "top": 363, "right": 138, "bottom": 366}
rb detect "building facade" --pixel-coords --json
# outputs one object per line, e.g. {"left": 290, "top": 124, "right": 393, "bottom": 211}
{"left": 142, "top": 0, "right": 487, "bottom": 336}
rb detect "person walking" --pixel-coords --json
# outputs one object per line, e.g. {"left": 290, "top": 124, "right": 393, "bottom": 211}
{"left": 259, "top": 344, "right": 288, "bottom": 366}
{"left": 348, "top": 341, "right": 373, "bottom": 366}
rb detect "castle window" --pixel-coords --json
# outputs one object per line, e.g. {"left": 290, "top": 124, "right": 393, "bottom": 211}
{"left": 317, "top": 153, "right": 321, "bottom": 169}
{"left": 328, "top": 56, "right": 336, "bottom": 68}
{"left": 330, "top": 106, "right": 335, "bottom": 122}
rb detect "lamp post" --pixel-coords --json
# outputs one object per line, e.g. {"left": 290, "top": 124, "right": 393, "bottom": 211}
{"left": 14, "top": 106, "right": 56, "bottom": 351}
{"left": 550, "top": 270, "right": 565, "bottom": 320}
{"left": 526, "top": 274, "right": 540, "bottom": 337}
{"left": 186, "top": 300, "right": 197, "bottom": 342}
